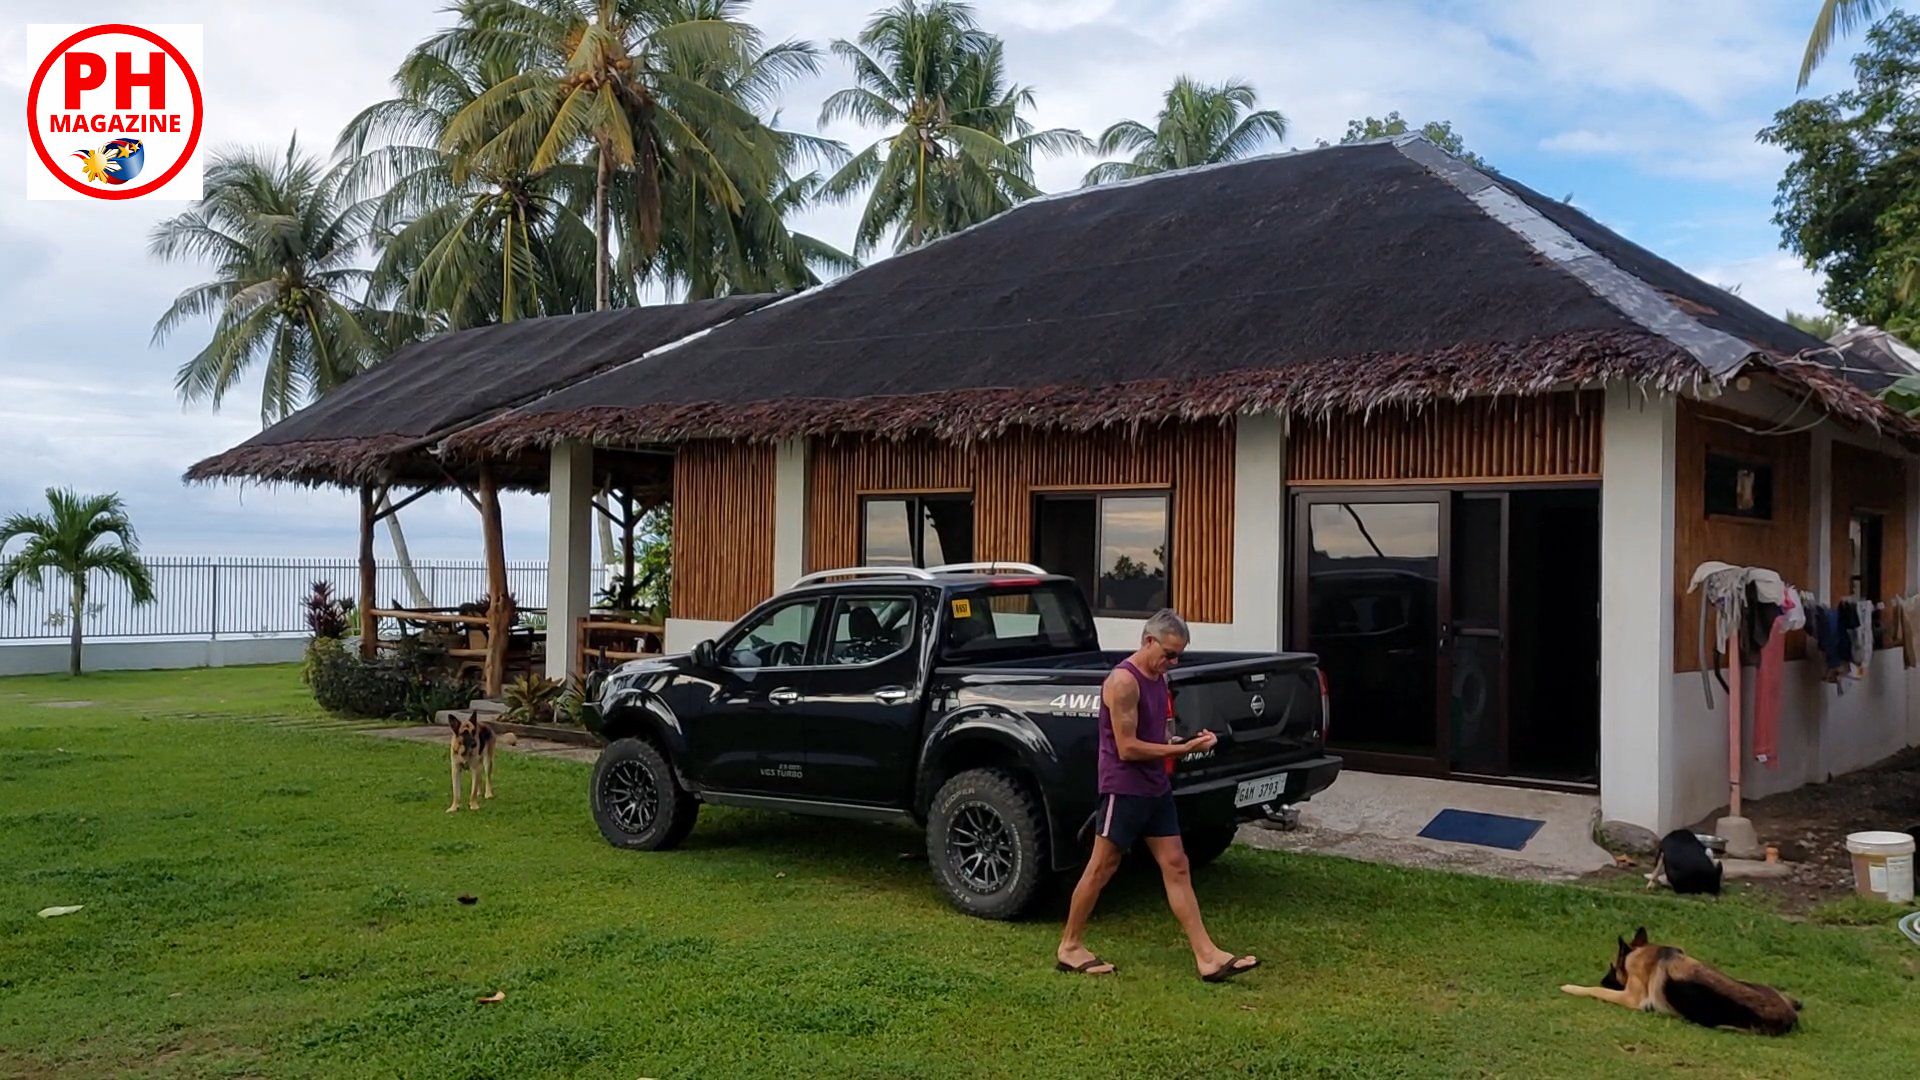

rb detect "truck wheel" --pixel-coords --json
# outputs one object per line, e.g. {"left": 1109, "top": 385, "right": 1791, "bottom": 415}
{"left": 591, "top": 737, "right": 697, "bottom": 851}
{"left": 927, "top": 768, "right": 1049, "bottom": 920}
{"left": 1181, "top": 824, "right": 1239, "bottom": 869}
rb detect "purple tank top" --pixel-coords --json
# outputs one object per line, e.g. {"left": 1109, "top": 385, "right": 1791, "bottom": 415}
{"left": 1097, "top": 660, "right": 1172, "bottom": 796}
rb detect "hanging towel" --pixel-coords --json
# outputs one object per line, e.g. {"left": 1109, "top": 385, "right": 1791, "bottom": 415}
{"left": 1849, "top": 598, "right": 1875, "bottom": 674}
{"left": 1753, "top": 615, "right": 1784, "bottom": 768}
{"left": 1690, "top": 563, "right": 1746, "bottom": 707}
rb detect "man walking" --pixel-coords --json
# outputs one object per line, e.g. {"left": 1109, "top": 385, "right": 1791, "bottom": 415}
{"left": 1055, "top": 609, "right": 1259, "bottom": 981}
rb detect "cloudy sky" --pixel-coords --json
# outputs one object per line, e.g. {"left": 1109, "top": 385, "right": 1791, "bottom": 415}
{"left": 0, "top": 0, "right": 1872, "bottom": 563}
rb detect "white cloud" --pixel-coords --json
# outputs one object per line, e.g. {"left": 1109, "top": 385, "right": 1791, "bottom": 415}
{"left": 1687, "top": 252, "right": 1826, "bottom": 321}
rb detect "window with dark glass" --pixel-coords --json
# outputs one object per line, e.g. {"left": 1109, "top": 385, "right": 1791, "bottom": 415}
{"left": 1033, "top": 492, "right": 1170, "bottom": 617}
{"left": 1705, "top": 453, "right": 1773, "bottom": 520}
{"left": 860, "top": 495, "right": 973, "bottom": 567}
{"left": 1849, "top": 511, "right": 1885, "bottom": 600}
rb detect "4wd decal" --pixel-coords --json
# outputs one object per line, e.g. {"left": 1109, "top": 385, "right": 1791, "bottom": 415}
{"left": 1048, "top": 692, "right": 1100, "bottom": 714}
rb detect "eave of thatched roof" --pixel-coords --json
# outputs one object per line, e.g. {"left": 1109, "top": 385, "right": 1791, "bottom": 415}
{"left": 185, "top": 294, "right": 777, "bottom": 489}
{"left": 446, "top": 136, "right": 1904, "bottom": 457}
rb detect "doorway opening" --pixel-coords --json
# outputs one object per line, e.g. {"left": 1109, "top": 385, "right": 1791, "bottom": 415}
{"left": 1290, "top": 486, "right": 1600, "bottom": 788}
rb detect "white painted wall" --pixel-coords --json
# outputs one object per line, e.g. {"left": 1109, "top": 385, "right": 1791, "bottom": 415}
{"left": 545, "top": 442, "right": 594, "bottom": 679}
{"left": 1598, "top": 387, "right": 1678, "bottom": 832}
{"left": 0, "top": 636, "right": 306, "bottom": 677}
{"left": 771, "top": 439, "right": 806, "bottom": 591}
{"left": 1231, "top": 413, "right": 1286, "bottom": 651}
{"left": 665, "top": 617, "right": 733, "bottom": 653}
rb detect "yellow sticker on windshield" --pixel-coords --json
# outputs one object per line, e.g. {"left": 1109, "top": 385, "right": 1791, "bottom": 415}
{"left": 951, "top": 598, "right": 973, "bottom": 619}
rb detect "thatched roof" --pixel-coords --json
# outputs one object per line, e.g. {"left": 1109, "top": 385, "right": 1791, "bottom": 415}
{"left": 186, "top": 294, "right": 774, "bottom": 488}
{"left": 449, "top": 136, "right": 1919, "bottom": 455}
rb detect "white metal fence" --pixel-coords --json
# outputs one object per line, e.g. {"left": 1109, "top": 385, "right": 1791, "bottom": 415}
{"left": 0, "top": 556, "right": 582, "bottom": 642}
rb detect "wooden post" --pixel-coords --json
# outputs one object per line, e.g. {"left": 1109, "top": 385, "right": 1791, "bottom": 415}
{"left": 358, "top": 485, "right": 378, "bottom": 658}
{"left": 620, "top": 489, "right": 637, "bottom": 602}
{"left": 478, "top": 464, "right": 511, "bottom": 697}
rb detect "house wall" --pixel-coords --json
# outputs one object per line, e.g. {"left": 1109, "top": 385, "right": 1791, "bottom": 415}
{"left": 1658, "top": 389, "right": 1920, "bottom": 831}
{"left": 1288, "top": 391, "right": 1603, "bottom": 485}
{"left": 803, "top": 423, "right": 1237, "bottom": 624}
{"left": 1672, "top": 399, "right": 1812, "bottom": 672}
{"left": 670, "top": 440, "right": 776, "bottom": 622}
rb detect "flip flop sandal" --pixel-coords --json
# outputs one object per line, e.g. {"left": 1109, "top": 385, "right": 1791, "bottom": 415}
{"left": 1201, "top": 955, "right": 1259, "bottom": 983}
{"left": 1056, "top": 957, "right": 1116, "bottom": 975}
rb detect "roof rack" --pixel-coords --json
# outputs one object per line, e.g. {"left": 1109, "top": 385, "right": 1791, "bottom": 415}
{"left": 927, "top": 561, "right": 1048, "bottom": 576}
{"left": 789, "top": 566, "right": 934, "bottom": 589}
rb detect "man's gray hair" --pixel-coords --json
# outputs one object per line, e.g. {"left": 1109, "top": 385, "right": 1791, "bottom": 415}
{"left": 1142, "top": 608, "right": 1189, "bottom": 643}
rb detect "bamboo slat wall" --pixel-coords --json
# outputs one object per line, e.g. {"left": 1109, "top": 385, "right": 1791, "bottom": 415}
{"left": 1829, "top": 441, "right": 1909, "bottom": 604}
{"left": 1672, "top": 400, "right": 1811, "bottom": 673}
{"left": 806, "top": 424, "right": 1236, "bottom": 623}
{"left": 1288, "top": 391, "right": 1604, "bottom": 484}
{"left": 671, "top": 440, "right": 776, "bottom": 621}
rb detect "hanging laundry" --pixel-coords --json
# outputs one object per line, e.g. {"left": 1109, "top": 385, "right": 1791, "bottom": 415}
{"left": 1781, "top": 588, "right": 1807, "bottom": 633}
{"left": 1848, "top": 598, "right": 1875, "bottom": 676}
{"left": 1901, "top": 595, "right": 1920, "bottom": 669}
{"left": 1688, "top": 562, "right": 1746, "bottom": 707}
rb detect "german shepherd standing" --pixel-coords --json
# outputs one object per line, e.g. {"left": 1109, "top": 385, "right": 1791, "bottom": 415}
{"left": 1561, "top": 927, "right": 1800, "bottom": 1035}
{"left": 447, "top": 711, "right": 513, "bottom": 813}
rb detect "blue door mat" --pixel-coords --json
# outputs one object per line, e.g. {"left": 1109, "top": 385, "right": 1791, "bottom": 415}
{"left": 1417, "top": 809, "right": 1545, "bottom": 851}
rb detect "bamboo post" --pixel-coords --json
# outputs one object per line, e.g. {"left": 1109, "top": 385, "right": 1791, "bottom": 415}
{"left": 358, "top": 485, "right": 377, "bottom": 659}
{"left": 478, "top": 464, "right": 510, "bottom": 697}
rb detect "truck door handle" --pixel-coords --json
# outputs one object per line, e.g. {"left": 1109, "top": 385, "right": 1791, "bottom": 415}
{"left": 874, "top": 687, "right": 911, "bottom": 705}
{"left": 767, "top": 688, "right": 801, "bottom": 706}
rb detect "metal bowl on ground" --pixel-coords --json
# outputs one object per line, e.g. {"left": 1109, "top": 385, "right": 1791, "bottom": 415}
{"left": 1693, "top": 833, "right": 1728, "bottom": 854}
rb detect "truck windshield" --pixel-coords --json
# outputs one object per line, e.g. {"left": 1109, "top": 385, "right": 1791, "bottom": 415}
{"left": 940, "top": 581, "right": 1100, "bottom": 662}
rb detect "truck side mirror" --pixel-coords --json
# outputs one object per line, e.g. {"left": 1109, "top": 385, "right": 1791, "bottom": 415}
{"left": 690, "top": 639, "right": 716, "bottom": 669}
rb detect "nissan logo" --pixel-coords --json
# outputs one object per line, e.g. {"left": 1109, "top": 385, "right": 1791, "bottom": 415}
{"left": 1249, "top": 694, "right": 1265, "bottom": 718}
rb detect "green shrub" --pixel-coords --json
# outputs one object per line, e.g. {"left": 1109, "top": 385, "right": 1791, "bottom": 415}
{"left": 304, "top": 638, "right": 477, "bottom": 722}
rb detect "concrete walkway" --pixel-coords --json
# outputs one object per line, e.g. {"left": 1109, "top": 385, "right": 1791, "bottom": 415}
{"left": 1238, "top": 770, "right": 1613, "bottom": 882}
{"left": 363, "top": 724, "right": 600, "bottom": 764}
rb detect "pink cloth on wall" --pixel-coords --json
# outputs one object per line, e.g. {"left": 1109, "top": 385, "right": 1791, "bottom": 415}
{"left": 1753, "top": 615, "right": 1785, "bottom": 769}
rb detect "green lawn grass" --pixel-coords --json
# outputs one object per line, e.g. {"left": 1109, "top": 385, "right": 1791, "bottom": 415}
{"left": 2, "top": 665, "right": 1917, "bottom": 1078}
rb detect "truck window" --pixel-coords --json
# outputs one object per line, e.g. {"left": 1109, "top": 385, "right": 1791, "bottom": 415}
{"left": 722, "top": 600, "right": 820, "bottom": 668}
{"left": 827, "top": 594, "right": 916, "bottom": 665}
{"left": 940, "top": 582, "right": 1099, "bottom": 662}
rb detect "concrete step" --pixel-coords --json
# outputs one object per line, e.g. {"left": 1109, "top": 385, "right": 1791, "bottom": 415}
{"left": 467, "top": 699, "right": 507, "bottom": 715}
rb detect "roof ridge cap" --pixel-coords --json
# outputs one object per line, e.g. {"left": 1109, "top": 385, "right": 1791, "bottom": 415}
{"left": 1389, "top": 138, "right": 1752, "bottom": 378}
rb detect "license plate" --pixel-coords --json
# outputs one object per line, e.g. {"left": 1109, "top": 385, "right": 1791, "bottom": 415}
{"left": 1234, "top": 772, "right": 1289, "bottom": 808}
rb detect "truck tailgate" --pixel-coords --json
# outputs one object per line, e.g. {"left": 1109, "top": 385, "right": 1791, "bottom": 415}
{"left": 1166, "top": 653, "right": 1325, "bottom": 786}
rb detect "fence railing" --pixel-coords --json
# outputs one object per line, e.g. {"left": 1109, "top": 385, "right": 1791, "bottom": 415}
{"left": 0, "top": 556, "right": 599, "bottom": 642}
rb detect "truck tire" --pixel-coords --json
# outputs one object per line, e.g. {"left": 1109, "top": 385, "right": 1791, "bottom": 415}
{"left": 1181, "top": 824, "right": 1239, "bottom": 869}
{"left": 591, "top": 737, "right": 697, "bottom": 851}
{"left": 927, "top": 768, "right": 1050, "bottom": 920}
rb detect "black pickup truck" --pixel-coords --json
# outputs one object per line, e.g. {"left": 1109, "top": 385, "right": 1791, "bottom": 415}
{"left": 585, "top": 566, "right": 1340, "bottom": 918}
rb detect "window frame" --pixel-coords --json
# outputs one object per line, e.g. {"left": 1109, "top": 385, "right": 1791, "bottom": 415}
{"left": 1030, "top": 488, "right": 1175, "bottom": 619}
{"left": 822, "top": 591, "right": 920, "bottom": 669}
{"left": 716, "top": 596, "right": 825, "bottom": 671}
{"left": 858, "top": 492, "right": 975, "bottom": 568}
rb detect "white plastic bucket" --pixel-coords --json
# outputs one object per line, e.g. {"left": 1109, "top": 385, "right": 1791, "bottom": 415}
{"left": 1845, "top": 831, "right": 1916, "bottom": 904}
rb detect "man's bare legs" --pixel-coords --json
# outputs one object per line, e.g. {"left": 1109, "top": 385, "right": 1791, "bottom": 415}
{"left": 1056, "top": 836, "right": 1124, "bottom": 973}
{"left": 1143, "top": 835, "right": 1255, "bottom": 977}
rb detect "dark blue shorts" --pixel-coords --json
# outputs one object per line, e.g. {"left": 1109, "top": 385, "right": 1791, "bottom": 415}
{"left": 1095, "top": 791, "right": 1181, "bottom": 849}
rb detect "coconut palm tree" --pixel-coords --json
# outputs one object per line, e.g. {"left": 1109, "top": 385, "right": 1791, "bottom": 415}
{"left": 1801, "top": 1, "right": 1887, "bottom": 89}
{"left": 149, "top": 143, "right": 389, "bottom": 419}
{"left": 436, "top": 0, "right": 787, "bottom": 309}
{"left": 1083, "top": 77, "right": 1287, "bottom": 185}
{"left": 149, "top": 139, "right": 400, "bottom": 424}
{"left": 819, "top": 0, "right": 1090, "bottom": 255}
{"left": 0, "top": 490, "right": 156, "bottom": 677}
{"left": 340, "top": 40, "right": 604, "bottom": 328}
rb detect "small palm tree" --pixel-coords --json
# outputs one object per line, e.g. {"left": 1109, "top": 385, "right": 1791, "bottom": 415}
{"left": 149, "top": 138, "right": 399, "bottom": 423}
{"left": 820, "top": 0, "right": 1089, "bottom": 255}
{"left": 0, "top": 490, "right": 156, "bottom": 677}
{"left": 1801, "top": 0, "right": 1887, "bottom": 89}
{"left": 1084, "top": 76, "right": 1287, "bottom": 185}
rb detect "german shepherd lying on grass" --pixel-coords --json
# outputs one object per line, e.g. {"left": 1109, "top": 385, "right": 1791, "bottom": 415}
{"left": 1561, "top": 927, "right": 1799, "bottom": 1035}
{"left": 447, "top": 711, "right": 514, "bottom": 813}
